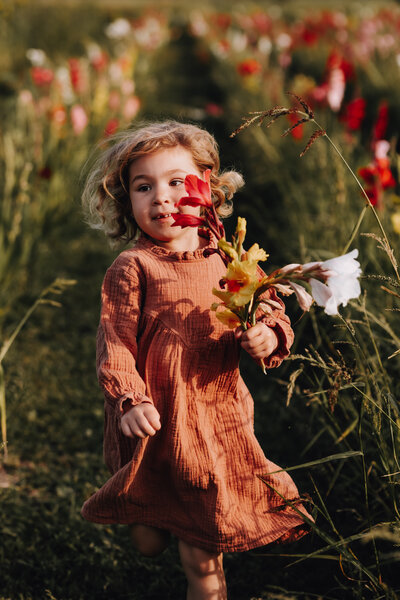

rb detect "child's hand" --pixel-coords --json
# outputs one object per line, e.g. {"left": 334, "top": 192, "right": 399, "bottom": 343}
{"left": 235, "top": 322, "right": 278, "bottom": 360}
{"left": 121, "top": 403, "right": 161, "bottom": 439}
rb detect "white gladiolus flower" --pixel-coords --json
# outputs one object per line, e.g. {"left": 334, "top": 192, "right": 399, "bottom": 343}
{"left": 309, "top": 249, "right": 361, "bottom": 315}
{"left": 26, "top": 48, "right": 47, "bottom": 66}
{"left": 105, "top": 18, "right": 131, "bottom": 40}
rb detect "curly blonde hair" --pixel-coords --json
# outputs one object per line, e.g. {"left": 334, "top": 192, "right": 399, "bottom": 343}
{"left": 82, "top": 120, "right": 244, "bottom": 245}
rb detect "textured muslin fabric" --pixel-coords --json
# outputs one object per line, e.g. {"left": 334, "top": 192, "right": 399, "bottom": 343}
{"left": 81, "top": 233, "right": 312, "bottom": 552}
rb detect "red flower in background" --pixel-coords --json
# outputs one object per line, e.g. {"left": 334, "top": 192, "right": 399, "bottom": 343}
{"left": 38, "top": 166, "right": 52, "bottom": 179}
{"left": 340, "top": 97, "right": 366, "bottom": 131}
{"left": 237, "top": 58, "right": 262, "bottom": 76}
{"left": 372, "top": 101, "right": 389, "bottom": 142}
{"left": 287, "top": 112, "right": 304, "bottom": 139}
{"left": 326, "top": 51, "right": 355, "bottom": 81}
{"left": 31, "top": 66, "right": 54, "bottom": 86}
{"left": 68, "top": 58, "right": 84, "bottom": 93}
{"left": 104, "top": 118, "right": 119, "bottom": 137}
{"left": 358, "top": 140, "right": 396, "bottom": 207}
{"left": 205, "top": 103, "right": 223, "bottom": 117}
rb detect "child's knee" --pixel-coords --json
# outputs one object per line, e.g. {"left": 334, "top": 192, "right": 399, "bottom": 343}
{"left": 178, "top": 539, "right": 223, "bottom": 578}
{"left": 130, "top": 524, "right": 170, "bottom": 557}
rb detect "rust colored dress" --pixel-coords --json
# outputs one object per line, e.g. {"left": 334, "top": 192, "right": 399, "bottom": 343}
{"left": 81, "top": 233, "right": 311, "bottom": 552}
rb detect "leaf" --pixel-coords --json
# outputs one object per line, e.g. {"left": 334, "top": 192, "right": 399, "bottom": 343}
{"left": 262, "top": 450, "right": 363, "bottom": 475}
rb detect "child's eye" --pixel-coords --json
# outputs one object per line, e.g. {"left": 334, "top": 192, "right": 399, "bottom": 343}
{"left": 170, "top": 179, "right": 183, "bottom": 187}
{"left": 137, "top": 184, "right": 151, "bottom": 192}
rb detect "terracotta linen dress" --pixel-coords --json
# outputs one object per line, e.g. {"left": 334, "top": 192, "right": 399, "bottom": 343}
{"left": 81, "top": 234, "right": 311, "bottom": 552}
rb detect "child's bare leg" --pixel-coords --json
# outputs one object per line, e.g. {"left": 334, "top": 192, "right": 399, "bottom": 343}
{"left": 178, "top": 539, "right": 227, "bottom": 600}
{"left": 130, "top": 524, "right": 170, "bottom": 557}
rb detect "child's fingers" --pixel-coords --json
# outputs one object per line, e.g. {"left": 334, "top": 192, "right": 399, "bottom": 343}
{"left": 234, "top": 327, "right": 243, "bottom": 340}
{"left": 142, "top": 405, "right": 162, "bottom": 431}
{"left": 121, "top": 404, "right": 161, "bottom": 438}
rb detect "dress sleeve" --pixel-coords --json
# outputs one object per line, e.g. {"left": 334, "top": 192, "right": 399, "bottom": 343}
{"left": 96, "top": 255, "right": 151, "bottom": 416}
{"left": 256, "top": 285, "right": 294, "bottom": 370}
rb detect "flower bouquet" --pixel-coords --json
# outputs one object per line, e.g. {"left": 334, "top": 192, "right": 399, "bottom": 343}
{"left": 172, "top": 170, "right": 361, "bottom": 372}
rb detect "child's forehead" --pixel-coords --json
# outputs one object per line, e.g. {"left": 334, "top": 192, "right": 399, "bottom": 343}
{"left": 129, "top": 145, "right": 201, "bottom": 175}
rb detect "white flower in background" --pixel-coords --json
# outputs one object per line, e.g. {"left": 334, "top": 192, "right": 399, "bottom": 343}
{"left": 258, "top": 36, "right": 272, "bottom": 55}
{"left": 26, "top": 48, "right": 47, "bottom": 66}
{"left": 55, "top": 66, "right": 75, "bottom": 104}
{"left": 309, "top": 249, "right": 362, "bottom": 315}
{"left": 276, "top": 32, "right": 292, "bottom": 50}
{"left": 327, "top": 67, "right": 345, "bottom": 112}
{"left": 105, "top": 18, "right": 131, "bottom": 40}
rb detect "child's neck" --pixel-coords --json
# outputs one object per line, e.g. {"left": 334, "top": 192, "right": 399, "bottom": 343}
{"left": 149, "top": 232, "right": 208, "bottom": 253}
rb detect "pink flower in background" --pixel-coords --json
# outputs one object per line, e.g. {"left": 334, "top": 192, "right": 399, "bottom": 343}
{"left": 91, "top": 51, "right": 108, "bottom": 72}
{"left": 50, "top": 104, "right": 67, "bottom": 127}
{"left": 108, "top": 90, "right": 121, "bottom": 111}
{"left": 70, "top": 104, "right": 88, "bottom": 135}
{"left": 326, "top": 66, "right": 345, "bottom": 112}
{"left": 123, "top": 96, "right": 141, "bottom": 120}
{"left": 31, "top": 66, "right": 54, "bottom": 86}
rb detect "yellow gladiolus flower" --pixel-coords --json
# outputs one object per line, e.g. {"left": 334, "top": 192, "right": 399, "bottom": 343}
{"left": 235, "top": 217, "right": 247, "bottom": 245}
{"left": 223, "top": 259, "right": 262, "bottom": 307}
{"left": 218, "top": 238, "right": 238, "bottom": 261}
{"left": 246, "top": 243, "right": 268, "bottom": 263}
{"left": 215, "top": 309, "right": 242, "bottom": 329}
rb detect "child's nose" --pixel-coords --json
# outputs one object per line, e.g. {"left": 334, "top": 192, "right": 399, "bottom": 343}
{"left": 153, "top": 185, "right": 173, "bottom": 205}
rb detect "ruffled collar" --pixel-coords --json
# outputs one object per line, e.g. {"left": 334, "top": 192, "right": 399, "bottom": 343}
{"left": 134, "top": 230, "right": 219, "bottom": 261}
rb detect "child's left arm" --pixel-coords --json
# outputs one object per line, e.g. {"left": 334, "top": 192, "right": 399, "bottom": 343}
{"left": 236, "top": 286, "right": 294, "bottom": 369}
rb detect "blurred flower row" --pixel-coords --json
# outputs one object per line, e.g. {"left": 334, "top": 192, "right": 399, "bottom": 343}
{"left": 16, "top": 14, "right": 172, "bottom": 154}
{"left": 188, "top": 6, "right": 399, "bottom": 225}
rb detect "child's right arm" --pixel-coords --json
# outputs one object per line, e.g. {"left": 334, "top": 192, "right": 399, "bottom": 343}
{"left": 97, "top": 255, "right": 160, "bottom": 437}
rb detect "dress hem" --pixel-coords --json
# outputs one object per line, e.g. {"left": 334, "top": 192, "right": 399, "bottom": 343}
{"left": 81, "top": 507, "right": 310, "bottom": 553}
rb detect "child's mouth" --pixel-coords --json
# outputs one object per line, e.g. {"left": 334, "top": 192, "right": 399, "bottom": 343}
{"left": 153, "top": 213, "right": 174, "bottom": 220}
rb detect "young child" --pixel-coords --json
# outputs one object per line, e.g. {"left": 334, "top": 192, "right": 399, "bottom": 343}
{"left": 81, "top": 121, "right": 311, "bottom": 599}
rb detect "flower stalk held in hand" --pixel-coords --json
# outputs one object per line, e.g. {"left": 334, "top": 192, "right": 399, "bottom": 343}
{"left": 171, "top": 171, "right": 362, "bottom": 370}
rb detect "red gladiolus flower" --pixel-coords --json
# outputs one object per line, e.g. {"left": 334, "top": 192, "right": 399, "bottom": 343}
{"left": 38, "top": 166, "right": 52, "bottom": 179}
{"left": 287, "top": 112, "right": 304, "bottom": 140}
{"left": 237, "top": 58, "right": 262, "bottom": 77}
{"left": 31, "top": 66, "right": 54, "bottom": 86}
{"left": 177, "top": 170, "right": 212, "bottom": 208}
{"left": 68, "top": 58, "right": 82, "bottom": 93}
{"left": 104, "top": 118, "right": 119, "bottom": 137}
{"left": 171, "top": 214, "right": 206, "bottom": 228}
{"left": 373, "top": 101, "right": 389, "bottom": 142}
{"left": 340, "top": 97, "right": 366, "bottom": 131}
{"left": 358, "top": 144, "right": 396, "bottom": 207}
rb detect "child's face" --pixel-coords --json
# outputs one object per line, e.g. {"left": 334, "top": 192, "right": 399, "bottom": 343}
{"left": 129, "top": 145, "right": 205, "bottom": 251}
